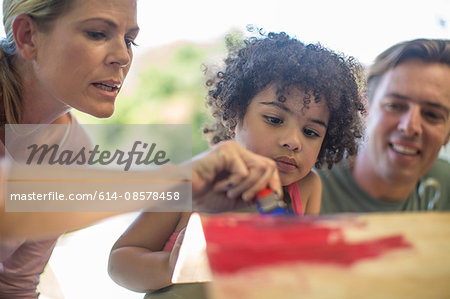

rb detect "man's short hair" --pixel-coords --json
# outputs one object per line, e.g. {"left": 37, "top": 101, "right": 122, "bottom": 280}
{"left": 367, "top": 39, "right": 450, "bottom": 103}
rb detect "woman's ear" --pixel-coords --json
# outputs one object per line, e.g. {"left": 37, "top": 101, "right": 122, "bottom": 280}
{"left": 12, "top": 13, "right": 38, "bottom": 60}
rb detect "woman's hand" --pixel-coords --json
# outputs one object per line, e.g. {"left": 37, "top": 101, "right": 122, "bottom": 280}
{"left": 190, "top": 141, "right": 282, "bottom": 212}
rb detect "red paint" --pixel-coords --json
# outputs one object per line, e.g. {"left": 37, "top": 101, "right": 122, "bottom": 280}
{"left": 256, "top": 187, "right": 273, "bottom": 199}
{"left": 203, "top": 214, "right": 411, "bottom": 274}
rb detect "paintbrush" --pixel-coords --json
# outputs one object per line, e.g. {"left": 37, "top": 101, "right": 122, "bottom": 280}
{"left": 256, "top": 187, "right": 291, "bottom": 215}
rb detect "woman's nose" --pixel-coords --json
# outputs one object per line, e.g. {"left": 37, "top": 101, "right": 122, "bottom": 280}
{"left": 106, "top": 39, "right": 131, "bottom": 68}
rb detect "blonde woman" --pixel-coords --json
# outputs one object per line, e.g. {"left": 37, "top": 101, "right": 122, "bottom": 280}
{"left": 0, "top": 0, "right": 281, "bottom": 297}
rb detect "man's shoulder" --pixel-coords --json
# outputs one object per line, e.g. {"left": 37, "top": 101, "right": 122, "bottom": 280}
{"left": 316, "top": 160, "right": 350, "bottom": 181}
{"left": 426, "top": 158, "right": 449, "bottom": 178}
{"left": 430, "top": 157, "right": 449, "bottom": 167}
{"left": 422, "top": 158, "right": 449, "bottom": 211}
{"left": 315, "top": 159, "right": 364, "bottom": 214}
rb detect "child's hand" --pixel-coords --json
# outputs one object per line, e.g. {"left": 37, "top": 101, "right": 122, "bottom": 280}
{"left": 190, "top": 141, "right": 282, "bottom": 212}
{"left": 169, "top": 227, "right": 186, "bottom": 274}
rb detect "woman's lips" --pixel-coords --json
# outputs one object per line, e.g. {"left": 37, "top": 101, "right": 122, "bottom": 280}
{"left": 91, "top": 81, "right": 120, "bottom": 99}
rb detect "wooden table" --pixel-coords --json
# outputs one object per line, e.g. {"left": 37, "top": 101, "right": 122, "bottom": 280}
{"left": 199, "top": 212, "right": 450, "bottom": 299}
{"left": 144, "top": 283, "right": 209, "bottom": 299}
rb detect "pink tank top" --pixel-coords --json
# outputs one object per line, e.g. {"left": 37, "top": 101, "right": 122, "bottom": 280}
{"left": 286, "top": 181, "right": 303, "bottom": 215}
{"left": 0, "top": 237, "right": 58, "bottom": 298}
{"left": 0, "top": 135, "right": 59, "bottom": 298}
{"left": 0, "top": 113, "right": 91, "bottom": 298}
{"left": 163, "top": 231, "right": 180, "bottom": 252}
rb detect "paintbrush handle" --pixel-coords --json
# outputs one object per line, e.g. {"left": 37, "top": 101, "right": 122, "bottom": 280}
{"left": 256, "top": 188, "right": 290, "bottom": 215}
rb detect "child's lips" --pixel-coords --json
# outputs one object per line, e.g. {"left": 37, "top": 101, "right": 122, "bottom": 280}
{"left": 274, "top": 156, "right": 298, "bottom": 171}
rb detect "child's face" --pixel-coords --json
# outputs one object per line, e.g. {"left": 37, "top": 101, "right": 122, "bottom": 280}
{"left": 235, "top": 84, "right": 330, "bottom": 186}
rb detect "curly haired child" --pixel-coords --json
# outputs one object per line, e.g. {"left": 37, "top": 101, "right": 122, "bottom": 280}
{"left": 108, "top": 30, "right": 365, "bottom": 292}
{"left": 204, "top": 30, "right": 365, "bottom": 215}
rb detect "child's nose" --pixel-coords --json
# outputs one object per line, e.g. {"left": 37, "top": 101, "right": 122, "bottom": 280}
{"left": 281, "top": 129, "right": 301, "bottom": 152}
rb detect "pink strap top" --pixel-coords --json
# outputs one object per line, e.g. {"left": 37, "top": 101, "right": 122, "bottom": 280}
{"left": 1, "top": 136, "right": 59, "bottom": 298}
{"left": 163, "top": 231, "right": 180, "bottom": 252}
{"left": 286, "top": 181, "right": 303, "bottom": 215}
{"left": 0, "top": 113, "right": 89, "bottom": 298}
{"left": 0, "top": 237, "right": 58, "bottom": 298}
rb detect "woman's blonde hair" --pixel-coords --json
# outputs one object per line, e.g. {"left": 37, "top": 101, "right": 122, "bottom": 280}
{"left": 1, "top": 0, "right": 72, "bottom": 125}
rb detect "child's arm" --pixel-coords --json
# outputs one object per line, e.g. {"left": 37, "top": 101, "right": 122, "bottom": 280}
{"left": 298, "top": 170, "right": 322, "bottom": 215}
{"left": 108, "top": 212, "right": 191, "bottom": 292}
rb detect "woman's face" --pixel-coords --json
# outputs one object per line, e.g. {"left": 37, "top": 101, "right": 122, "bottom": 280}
{"left": 32, "top": 0, "right": 139, "bottom": 118}
{"left": 234, "top": 84, "right": 330, "bottom": 186}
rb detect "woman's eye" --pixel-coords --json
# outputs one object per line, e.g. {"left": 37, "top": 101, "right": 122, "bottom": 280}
{"left": 86, "top": 31, "right": 106, "bottom": 40}
{"left": 264, "top": 116, "right": 283, "bottom": 125}
{"left": 125, "top": 38, "right": 138, "bottom": 48}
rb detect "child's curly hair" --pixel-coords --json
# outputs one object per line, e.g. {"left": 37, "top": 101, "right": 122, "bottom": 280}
{"left": 204, "top": 30, "right": 365, "bottom": 169}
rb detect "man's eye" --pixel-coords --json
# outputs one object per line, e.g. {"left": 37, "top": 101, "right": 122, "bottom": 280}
{"left": 86, "top": 31, "right": 106, "bottom": 40}
{"left": 422, "top": 110, "right": 446, "bottom": 123}
{"left": 385, "top": 102, "right": 406, "bottom": 111}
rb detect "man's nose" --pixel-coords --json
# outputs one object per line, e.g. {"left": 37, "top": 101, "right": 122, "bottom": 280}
{"left": 397, "top": 105, "right": 422, "bottom": 137}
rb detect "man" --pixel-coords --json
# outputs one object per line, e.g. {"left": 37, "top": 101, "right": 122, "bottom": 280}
{"left": 318, "top": 39, "right": 450, "bottom": 213}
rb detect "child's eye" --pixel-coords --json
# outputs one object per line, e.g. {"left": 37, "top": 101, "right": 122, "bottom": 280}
{"left": 303, "top": 128, "right": 320, "bottom": 138}
{"left": 264, "top": 115, "right": 283, "bottom": 125}
{"left": 86, "top": 31, "right": 106, "bottom": 40}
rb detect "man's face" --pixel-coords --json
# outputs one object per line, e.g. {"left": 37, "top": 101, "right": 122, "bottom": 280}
{"left": 365, "top": 59, "right": 450, "bottom": 184}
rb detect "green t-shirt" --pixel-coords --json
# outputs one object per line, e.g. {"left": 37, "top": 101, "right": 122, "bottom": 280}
{"left": 317, "top": 158, "right": 450, "bottom": 214}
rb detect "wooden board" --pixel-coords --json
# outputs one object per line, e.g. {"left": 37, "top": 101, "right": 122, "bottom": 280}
{"left": 201, "top": 212, "right": 450, "bottom": 299}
